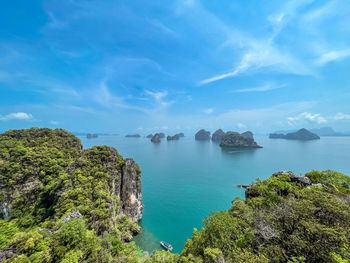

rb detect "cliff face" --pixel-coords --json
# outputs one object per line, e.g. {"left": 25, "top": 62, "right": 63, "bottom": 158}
{"left": 120, "top": 159, "right": 143, "bottom": 222}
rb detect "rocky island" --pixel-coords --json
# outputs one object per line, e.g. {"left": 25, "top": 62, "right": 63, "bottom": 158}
{"left": 269, "top": 128, "right": 320, "bottom": 140}
{"left": 151, "top": 133, "right": 161, "bottom": 143}
{"left": 146, "top": 134, "right": 153, "bottom": 138}
{"left": 86, "top": 133, "right": 98, "bottom": 139}
{"left": 220, "top": 131, "right": 262, "bottom": 148}
{"left": 195, "top": 129, "right": 211, "bottom": 140}
{"left": 211, "top": 129, "right": 225, "bottom": 143}
{"left": 167, "top": 134, "right": 180, "bottom": 140}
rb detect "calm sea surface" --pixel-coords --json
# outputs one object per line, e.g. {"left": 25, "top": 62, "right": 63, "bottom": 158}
{"left": 80, "top": 135, "right": 350, "bottom": 253}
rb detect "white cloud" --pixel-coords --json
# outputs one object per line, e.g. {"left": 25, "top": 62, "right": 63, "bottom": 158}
{"left": 50, "top": 120, "right": 61, "bottom": 125}
{"left": 316, "top": 49, "right": 350, "bottom": 65}
{"left": 233, "top": 83, "right": 285, "bottom": 93}
{"left": 334, "top": 112, "right": 350, "bottom": 120}
{"left": 237, "top": 122, "right": 247, "bottom": 129}
{"left": 287, "top": 112, "right": 327, "bottom": 125}
{"left": 0, "top": 112, "right": 33, "bottom": 121}
{"left": 202, "top": 108, "right": 214, "bottom": 114}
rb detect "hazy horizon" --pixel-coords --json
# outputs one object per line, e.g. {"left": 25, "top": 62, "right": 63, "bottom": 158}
{"left": 1, "top": 0, "right": 350, "bottom": 133}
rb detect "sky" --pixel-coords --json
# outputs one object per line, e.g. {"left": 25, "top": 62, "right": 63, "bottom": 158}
{"left": 1, "top": 0, "right": 350, "bottom": 134}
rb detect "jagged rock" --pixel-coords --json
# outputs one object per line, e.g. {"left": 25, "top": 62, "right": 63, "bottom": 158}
{"left": 269, "top": 128, "right": 320, "bottom": 140}
{"left": 151, "top": 133, "right": 161, "bottom": 143}
{"left": 0, "top": 242, "right": 18, "bottom": 262}
{"left": 195, "top": 129, "right": 211, "bottom": 140}
{"left": 272, "top": 171, "right": 312, "bottom": 186}
{"left": 146, "top": 134, "right": 153, "bottom": 138}
{"left": 120, "top": 159, "right": 143, "bottom": 222}
{"left": 220, "top": 131, "right": 262, "bottom": 148}
{"left": 212, "top": 129, "right": 225, "bottom": 143}
{"left": 61, "top": 210, "right": 83, "bottom": 224}
{"left": 167, "top": 134, "right": 180, "bottom": 140}
{"left": 125, "top": 134, "right": 141, "bottom": 138}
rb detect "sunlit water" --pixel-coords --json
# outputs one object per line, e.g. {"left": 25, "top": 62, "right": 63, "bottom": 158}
{"left": 80, "top": 135, "right": 350, "bottom": 253}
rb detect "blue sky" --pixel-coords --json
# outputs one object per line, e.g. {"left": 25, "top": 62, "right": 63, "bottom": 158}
{"left": 1, "top": 0, "right": 350, "bottom": 134}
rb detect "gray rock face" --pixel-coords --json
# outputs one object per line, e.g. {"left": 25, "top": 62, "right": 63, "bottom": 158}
{"left": 167, "top": 134, "right": 180, "bottom": 140}
{"left": 220, "top": 131, "right": 262, "bottom": 148}
{"left": 61, "top": 210, "right": 82, "bottom": 224}
{"left": 0, "top": 242, "right": 17, "bottom": 262}
{"left": 269, "top": 128, "right": 320, "bottom": 140}
{"left": 212, "top": 129, "right": 225, "bottom": 143}
{"left": 146, "top": 134, "right": 153, "bottom": 138}
{"left": 120, "top": 159, "right": 143, "bottom": 222}
{"left": 195, "top": 129, "right": 211, "bottom": 140}
{"left": 272, "top": 171, "right": 311, "bottom": 186}
{"left": 151, "top": 133, "right": 161, "bottom": 143}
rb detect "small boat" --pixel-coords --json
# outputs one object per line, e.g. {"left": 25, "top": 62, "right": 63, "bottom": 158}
{"left": 160, "top": 241, "right": 173, "bottom": 251}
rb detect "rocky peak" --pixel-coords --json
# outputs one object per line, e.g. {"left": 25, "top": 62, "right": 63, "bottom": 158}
{"left": 195, "top": 129, "right": 211, "bottom": 140}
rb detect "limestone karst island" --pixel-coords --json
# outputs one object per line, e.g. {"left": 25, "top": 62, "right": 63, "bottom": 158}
{"left": 1, "top": 1, "right": 350, "bottom": 263}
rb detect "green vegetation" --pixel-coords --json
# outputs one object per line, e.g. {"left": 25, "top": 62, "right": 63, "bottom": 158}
{"left": 1, "top": 128, "right": 349, "bottom": 262}
{"left": 0, "top": 128, "right": 140, "bottom": 262}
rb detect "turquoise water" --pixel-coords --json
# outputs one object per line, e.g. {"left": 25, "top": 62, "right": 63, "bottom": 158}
{"left": 80, "top": 135, "right": 350, "bottom": 253}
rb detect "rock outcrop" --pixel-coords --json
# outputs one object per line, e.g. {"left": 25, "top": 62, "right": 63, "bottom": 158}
{"left": 146, "top": 134, "right": 153, "bottom": 138}
{"left": 178, "top": 132, "right": 185, "bottom": 137}
{"left": 220, "top": 131, "right": 262, "bottom": 148}
{"left": 272, "top": 171, "right": 311, "bottom": 186}
{"left": 195, "top": 129, "right": 211, "bottom": 140}
{"left": 212, "top": 129, "right": 225, "bottom": 143}
{"left": 125, "top": 134, "right": 141, "bottom": 138}
{"left": 244, "top": 171, "right": 312, "bottom": 199}
{"left": 167, "top": 134, "right": 180, "bottom": 140}
{"left": 159, "top": 133, "right": 165, "bottom": 138}
{"left": 269, "top": 128, "right": 320, "bottom": 140}
{"left": 151, "top": 133, "right": 161, "bottom": 143}
{"left": 120, "top": 159, "right": 143, "bottom": 222}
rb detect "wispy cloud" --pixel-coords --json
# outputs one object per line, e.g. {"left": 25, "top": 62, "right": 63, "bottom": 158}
{"left": 201, "top": 108, "right": 214, "bottom": 114}
{"left": 0, "top": 112, "right": 34, "bottom": 121}
{"left": 334, "top": 112, "right": 350, "bottom": 120}
{"left": 287, "top": 112, "right": 327, "bottom": 125}
{"left": 316, "top": 49, "right": 350, "bottom": 65}
{"left": 233, "top": 83, "right": 286, "bottom": 93}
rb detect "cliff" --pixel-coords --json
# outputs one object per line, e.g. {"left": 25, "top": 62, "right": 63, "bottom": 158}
{"left": 269, "top": 128, "right": 320, "bottom": 140}
{"left": 0, "top": 128, "right": 143, "bottom": 262}
{"left": 220, "top": 131, "right": 262, "bottom": 148}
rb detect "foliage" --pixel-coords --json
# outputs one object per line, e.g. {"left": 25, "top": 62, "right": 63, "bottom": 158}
{"left": 0, "top": 128, "right": 140, "bottom": 262}
{"left": 1, "top": 128, "right": 350, "bottom": 263}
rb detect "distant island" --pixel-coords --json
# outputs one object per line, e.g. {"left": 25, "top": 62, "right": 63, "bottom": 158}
{"left": 195, "top": 129, "right": 211, "bottom": 140}
{"left": 86, "top": 133, "right": 98, "bottom": 139}
{"left": 125, "top": 134, "right": 141, "bottom": 138}
{"left": 273, "top": 127, "right": 350, "bottom": 137}
{"left": 151, "top": 133, "right": 161, "bottom": 143}
{"left": 269, "top": 128, "right": 320, "bottom": 140}
{"left": 220, "top": 131, "right": 262, "bottom": 148}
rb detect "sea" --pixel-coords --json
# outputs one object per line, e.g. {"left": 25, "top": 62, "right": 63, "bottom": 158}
{"left": 80, "top": 135, "right": 350, "bottom": 253}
